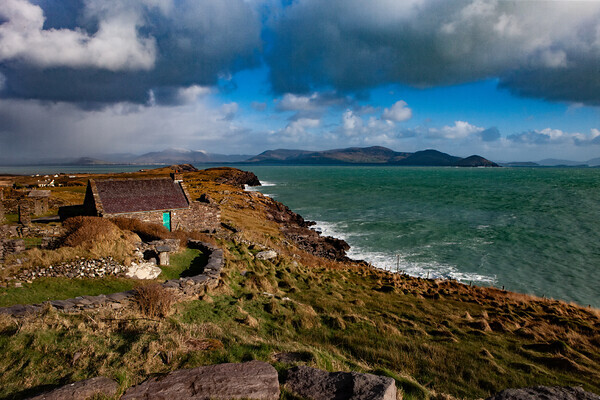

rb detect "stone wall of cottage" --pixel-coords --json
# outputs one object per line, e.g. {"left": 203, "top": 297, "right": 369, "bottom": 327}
{"left": 104, "top": 202, "right": 220, "bottom": 233}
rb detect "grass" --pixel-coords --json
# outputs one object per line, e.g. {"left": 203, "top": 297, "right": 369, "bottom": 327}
{"left": 160, "top": 248, "right": 208, "bottom": 280}
{"left": 2, "top": 242, "right": 599, "bottom": 399}
{"left": 0, "top": 277, "right": 141, "bottom": 307}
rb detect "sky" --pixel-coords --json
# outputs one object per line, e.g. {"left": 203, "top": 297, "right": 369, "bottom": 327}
{"left": 0, "top": 0, "right": 600, "bottom": 163}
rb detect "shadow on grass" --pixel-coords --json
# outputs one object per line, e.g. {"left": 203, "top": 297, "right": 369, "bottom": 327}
{"left": 180, "top": 253, "right": 209, "bottom": 278}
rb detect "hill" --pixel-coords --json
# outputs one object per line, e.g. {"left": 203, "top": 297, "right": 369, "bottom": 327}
{"left": 248, "top": 147, "right": 497, "bottom": 167}
{"left": 133, "top": 148, "right": 252, "bottom": 164}
{"left": 455, "top": 155, "right": 500, "bottom": 167}
{"left": 391, "top": 149, "right": 462, "bottom": 166}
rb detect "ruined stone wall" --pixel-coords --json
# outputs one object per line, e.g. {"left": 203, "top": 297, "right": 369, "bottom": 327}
{"left": 103, "top": 202, "right": 220, "bottom": 233}
{"left": 0, "top": 240, "right": 224, "bottom": 316}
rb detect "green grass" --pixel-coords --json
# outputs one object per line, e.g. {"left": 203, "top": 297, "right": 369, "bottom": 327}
{"left": 0, "top": 277, "right": 142, "bottom": 307}
{"left": 4, "top": 213, "right": 18, "bottom": 224}
{"left": 159, "top": 248, "right": 208, "bottom": 280}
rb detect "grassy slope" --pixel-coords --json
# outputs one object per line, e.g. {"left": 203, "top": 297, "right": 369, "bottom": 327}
{"left": 0, "top": 167, "right": 599, "bottom": 399}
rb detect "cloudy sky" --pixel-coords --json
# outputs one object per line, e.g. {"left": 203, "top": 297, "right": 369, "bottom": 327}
{"left": 1, "top": 0, "right": 599, "bottom": 162}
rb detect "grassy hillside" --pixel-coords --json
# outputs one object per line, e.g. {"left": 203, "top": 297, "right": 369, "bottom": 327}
{"left": 0, "top": 167, "right": 599, "bottom": 399}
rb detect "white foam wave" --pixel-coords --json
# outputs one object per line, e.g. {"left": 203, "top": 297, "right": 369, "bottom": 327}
{"left": 312, "top": 221, "right": 497, "bottom": 286}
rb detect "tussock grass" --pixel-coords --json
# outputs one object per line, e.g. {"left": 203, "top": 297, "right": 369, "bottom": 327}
{"left": 133, "top": 284, "right": 175, "bottom": 318}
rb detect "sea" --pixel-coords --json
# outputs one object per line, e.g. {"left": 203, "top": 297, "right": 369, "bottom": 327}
{"left": 3, "top": 164, "right": 599, "bottom": 308}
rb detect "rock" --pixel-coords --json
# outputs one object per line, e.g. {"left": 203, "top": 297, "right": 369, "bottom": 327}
{"left": 486, "top": 386, "right": 600, "bottom": 400}
{"left": 125, "top": 262, "right": 162, "bottom": 280}
{"left": 122, "top": 360, "right": 280, "bottom": 400}
{"left": 255, "top": 250, "right": 278, "bottom": 260}
{"left": 26, "top": 376, "right": 118, "bottom": 400}
{"left": 285, "top": 365, "right": 396, "bottom": 400}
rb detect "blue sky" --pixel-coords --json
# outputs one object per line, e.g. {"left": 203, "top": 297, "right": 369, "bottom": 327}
{"left": 0, "top": 0, "right": 599, "bottom": 162}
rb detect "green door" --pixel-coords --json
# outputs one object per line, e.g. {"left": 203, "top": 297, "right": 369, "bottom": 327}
{"left": 162, "top": 212, "right": 171, "bottom": 231}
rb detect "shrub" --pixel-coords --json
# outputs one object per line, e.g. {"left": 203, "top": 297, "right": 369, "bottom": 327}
{"left": 62, "top": 216, "right": 122, "bottom": 247}
{"left": 133, "top": 284, "right": 175, "bottom": 318}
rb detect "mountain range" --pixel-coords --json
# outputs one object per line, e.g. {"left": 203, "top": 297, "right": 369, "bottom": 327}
{"left": 3, "top": 146, "right": 599, "bottom": 167}
{"left": 246, "top": 147, "right": 498, "bottom": 167}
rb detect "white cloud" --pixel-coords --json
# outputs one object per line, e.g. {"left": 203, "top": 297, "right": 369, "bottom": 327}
{"left": 0, "top": 0, "right": 157, "bottom": 70}
{"left": 177, "top": 85, "right": 212, "bottom": 103}
{"left": 428, "top": 121, "right": 484, "bottom": 139}
{"left": 382, "top": 100, "right": 412, "bottom": 122}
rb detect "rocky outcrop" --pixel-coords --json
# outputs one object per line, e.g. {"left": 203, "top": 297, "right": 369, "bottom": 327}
{"left": 210, "top": 168, "right": 261, "bottom": 188}
{"left": 26, "top": 376, "right": 118, "bottom": 400}
{"left": 486, "top": 386, "right": 600, "bottom": 400}
{"left": 121, "top": 361, "right": 280, "bottom": 400}
{"left": 261, "top": 196, "right": 350, "bottom": 261}
{"left": 285, "top": 366, "right": 397, "bottom": 400}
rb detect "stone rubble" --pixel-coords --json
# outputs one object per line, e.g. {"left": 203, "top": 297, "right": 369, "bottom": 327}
{"left": 0, "top": 240, "right": 223, "bottom": 316}
{"left": 12, "top": 257, "right": 128, "bottom": 282}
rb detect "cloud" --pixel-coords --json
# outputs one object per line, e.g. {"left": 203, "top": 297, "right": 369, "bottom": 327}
{"left": 0, "top": 0, "right": 262, "bottom": 103}
{"left": 478, "top": 127, "right": 501, "bottom": 142}
{"left": 0, "top": 0, "right": 157, "bottom": 71}
{"left": 0, "top": 97, "right": 251, "bottom": 160}
{"left": 275, "top": 92, "right": 350, "bottom": 112}
{"left": 267, "top": 0, "right": 600, "bottom": 104}
{"left": 382, "top": 100, "right": 412, "bottom": 122}
{"left": 427, "top": 121, "right": 484, "bottom": 139}
{"left": 508, "top": 128, "right": 600, "bottom": 146}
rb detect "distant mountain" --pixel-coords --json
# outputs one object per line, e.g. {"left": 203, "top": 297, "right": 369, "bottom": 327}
{"left": 247, "top": 149, "right": 315, "bottom": 162}
{"left": 67, "top": 157, "right": 113, "bottom": 165}
{"left": 455, "top": 155, "right": 500, "bottom": 167}
{"left": 501, "top": 161, "right": 540, "bottom": 167}
{"left": 247, "top": 147, "right": 497, "bottom": 167}
{"left": 586, "top": 157, "right": 600, "bottom": 167}
{"left": 247, "top": 146, "right": 411, "bottom": 164}
{"left": 132, "top": 148, "right": 252, "bottom": 164}
{"left": 537, "top": 158, "right": 588, "bottom": 167}
{"left": 391, "top": 149, "right": 462, "bottom": 166}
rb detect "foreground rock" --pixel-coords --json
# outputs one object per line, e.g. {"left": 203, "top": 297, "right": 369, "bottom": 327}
{"left": 486, "top": 386, "right": 600, "bottom": 400}
{"left": 27, "top": 376, "right": 118, "bottom": 400}
{"left": 125, "top": 262, "right": 162, "bottom": 280}
{"left": 255, "top": 250, "right": 278, "bottom": 260}
{"left": 122, "top": 361, "right": 280, "bottom": 400}
{"left": 285, "top": 365, "right": 396, "bottom": 400}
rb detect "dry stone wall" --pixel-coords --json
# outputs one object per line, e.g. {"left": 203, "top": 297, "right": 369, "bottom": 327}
{"left": 0, "top": 240, "right": 224, "bottom": 317}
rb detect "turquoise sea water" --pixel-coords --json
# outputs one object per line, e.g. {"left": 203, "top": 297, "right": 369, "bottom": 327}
{"left": 242, "top": 166, "right": 600, "bottom": 308}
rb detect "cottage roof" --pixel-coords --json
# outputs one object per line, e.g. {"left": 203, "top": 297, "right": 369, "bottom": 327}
{"left": 92, "top": 178, "right": 189, "bottom": 214}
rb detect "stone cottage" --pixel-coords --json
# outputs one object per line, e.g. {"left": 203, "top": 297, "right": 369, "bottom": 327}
{"left": 60, "top": 174, "right": 219, "bottom": 232}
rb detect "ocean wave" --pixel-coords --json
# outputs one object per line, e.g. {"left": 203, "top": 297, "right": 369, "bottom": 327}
{"left": 312, "top": 221, "right": 497, "bottom": 285}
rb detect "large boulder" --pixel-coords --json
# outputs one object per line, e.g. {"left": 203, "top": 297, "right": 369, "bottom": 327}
{"left": 285, "top": 365, "right": 396, "bottom": 400}
{"left": 26, "top": 376, "right": 118, "bottom": 400}
{"left": 122, "top": 361, "right": 280, "bottom": 400}
{"left": 486, "top": 386, "right": 600, "bottom": 400}
{"left": 125, "top": 262, "right": 162, "bottom": 280}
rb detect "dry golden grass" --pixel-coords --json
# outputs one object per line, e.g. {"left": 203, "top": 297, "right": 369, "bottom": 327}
{"left": 133, "top": 284, "right": 175, "bottom": 318}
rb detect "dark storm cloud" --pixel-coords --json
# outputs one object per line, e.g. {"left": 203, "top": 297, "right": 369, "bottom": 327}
{"left": 266, "top": 0, "right": 600, "bottom": 105}
{"left": 0, "top": 0, "right": 262, "bottom": 104}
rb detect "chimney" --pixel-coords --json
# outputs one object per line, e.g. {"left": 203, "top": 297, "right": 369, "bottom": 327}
{"left": 170, "top": 172, "right": 183, "bottom": 183}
